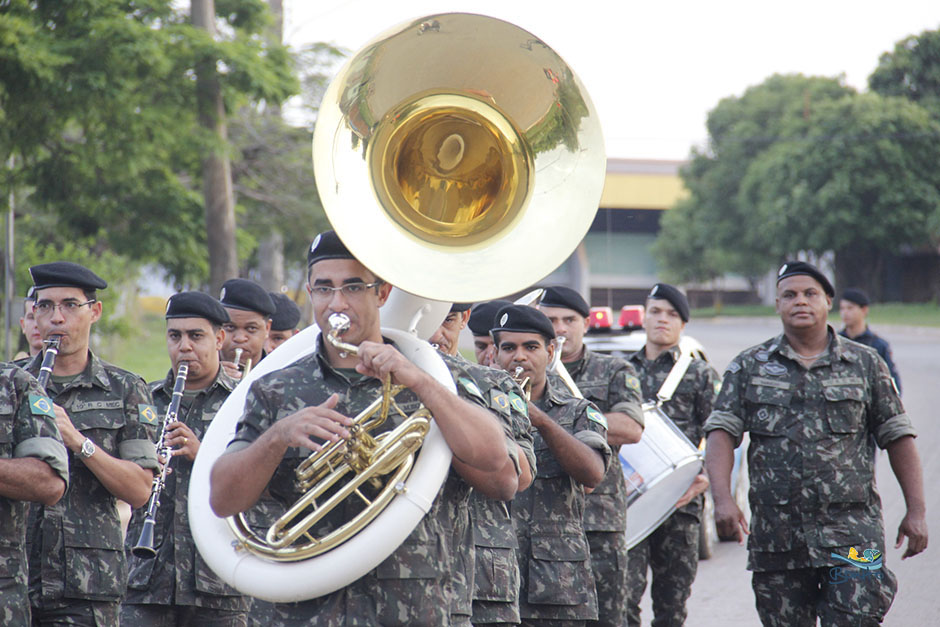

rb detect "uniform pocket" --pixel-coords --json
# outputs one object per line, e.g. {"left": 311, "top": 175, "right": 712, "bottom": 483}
{"left": 527, "top": 533, "right": 593, "bottom": 605}
{"left": 747, "top": 471, "right": 792, "bottom": 552}
{"left": 745, "top": 380, "right": 792, "bottom": 435}
{"left": 823, "top": 385, "right": 866, "bottom": 434}
{"left": 474, "top": 546, "right": 519, "bottom": 602}
{"left": 63, "top": 546, "right": 126, "bottom": 600}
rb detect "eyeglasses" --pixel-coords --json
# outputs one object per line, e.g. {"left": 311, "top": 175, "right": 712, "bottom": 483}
{"left": 309, "top": 282, "right": 382, "bottom": 299}
{"left": 34, "top": 299, "right": 97, "bottom": 317}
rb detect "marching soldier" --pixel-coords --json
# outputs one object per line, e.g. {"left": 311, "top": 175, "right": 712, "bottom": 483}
{"left": 219, "top": 278, "right": 275, "bottom": 379}
{"left": 624, "top": 284, "right": 716, "bottom": 627}
{"left": 265, "top": 292, "right": 302, "bottom": 353}
{"left": 491, "top": 304, "right": 611, "bottom": 626}
{"left": 468, "top": 300, "right": 511, "bottom": 367}
{"left": 209, "top": 231, "right": 515, "bottom": 625}
{"left": 15, "top": 287, "right": 43, "bottom": 363}
{"left": 429, "top": 303, "right": 536, "bottom": 625}
{"left": 123, "top": 292, "right": 249, "bottom": 625}
{"left": 538, "top": 286, "right": 644, "bottom": 627}
{"left": 0, "top": 364, "right": 69, "bottom": 625}
{"left": 706, "top": 262, "right": 927, "bottom": 626}
{"left": 24, "top": 261, "right": 159, "bottom": 626}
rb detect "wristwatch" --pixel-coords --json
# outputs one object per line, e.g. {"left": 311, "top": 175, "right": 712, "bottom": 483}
{"left": 79, "top": 437, "right": 97, "bottom": 459}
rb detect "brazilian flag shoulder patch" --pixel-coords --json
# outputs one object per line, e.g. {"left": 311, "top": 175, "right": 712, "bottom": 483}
{"left": 508, "top": 392, "right": 528, "bottom": 416}
{"left": 138, "top": 404, "right": 159, "bottom": 426}
{"left": 586, "top": 405, "right": 608, "bottom": 430}
{"left": 491, "top": 390, "right": 511, "bottom": 412}
{"left": 29, "top": 394, "right": 56, "bottom": 418}
{"left": 625, "top": 374, "right": 641, "bottom": 393}
{"left": 458, "top": 376, "right": 484, "bottom": 401}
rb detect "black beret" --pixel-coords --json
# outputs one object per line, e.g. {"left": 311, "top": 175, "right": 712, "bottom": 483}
{"left": 841, "top": 288, "right": 870, "bottom": 307}
{"left": 539, "top": 285, "right": 590, "bottom": 318}
{"left": 219, "top": 279, "right": 276, "bottom": 316}
{"left": 307, "top": 230, "right": 354, "bottom": 267}
{"left": 30, "top": 261, "right": 108, "bottom": 292}
{"left": 776, "top": 261, "right": 834, "bottom": 297}
{"left": 468, "top": 299, "right": 513, "bottom": 336}
{"left": 450, "top": 302, "right": 472, "bottom": 314}
{"left": 647, "top": 283, "right": 690, "bottom": 322}
{"left": 269, "top": 292, "right": 301, "bottom": 331}
{"left": 491, "top": 304, "right": 556, "bottom": 343}
{"left": 165, "top": 291, "right": 230, "bottom": 326}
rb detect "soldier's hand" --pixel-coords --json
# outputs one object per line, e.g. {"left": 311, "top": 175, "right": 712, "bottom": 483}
{"left": 221, "top": 360, "right": 242, "bottom": 380}
{"left": 675, "top": 473, "right": 709, "bottom": 509}
{"left": 896, "top": 509, "right": 928, "bottom": 559}
{"left": 52, "top": 403, "right": 84, "bottom": 451}
{"left": 713, "top": 497, "right": 749, "bottom": 545}
{"left": 166, "top": 421, "right": 200, "bottom": 462}
{"left": 276, "top": 394, "right": 353, "bottom": 452}
{"left": 356, "top": 342, "right": 424, "bottom": 387}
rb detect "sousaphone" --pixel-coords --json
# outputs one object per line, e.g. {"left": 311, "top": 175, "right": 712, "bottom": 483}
{"left": 189, "top": 12, "right": 605, "bottom": 602}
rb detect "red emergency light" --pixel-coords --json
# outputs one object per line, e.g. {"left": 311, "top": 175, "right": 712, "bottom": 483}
{"left": 589, "top": 306, "right": 614, "bottom": 330}
{"left": 618, "top": 305, "right": 644, "bottom": 329}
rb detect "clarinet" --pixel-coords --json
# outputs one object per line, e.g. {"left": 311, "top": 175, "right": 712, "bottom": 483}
{"left": 36, "top": 336, "right": 62, "bottom": 391}
{"left": 132, "top": 362, "right": 189, "bottom": 558}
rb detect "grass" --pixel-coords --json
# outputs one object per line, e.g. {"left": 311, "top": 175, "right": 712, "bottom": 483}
{"left": 691, "top": 302, "right": 940, "bottom": 327}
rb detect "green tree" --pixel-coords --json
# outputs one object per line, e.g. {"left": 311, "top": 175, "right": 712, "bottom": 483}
{"left": 870, "top": 29, "right": 940, "bottom": 119}
{"left": 654, "top": 74, "right": 854, "bottom": 284}
{"left": 739, "top": 92, "right": 940, "bottom": 298}
{"left": 0, "top": 0, "right": 296, "bottom": 290}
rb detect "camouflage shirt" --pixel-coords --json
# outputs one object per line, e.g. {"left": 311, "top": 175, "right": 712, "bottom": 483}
{"left": 566, "top": 347, "right": 644, "bottom": 532}
{"left": 704, "top": 329, "right": 915, "bottom": 572}
{"left": 0, "top": 364, "right": 69, "bottom": 625}
{"left": 225, "top": 337, "right": 500, "bottom": 626}
{"left": 440, "top": 353, "right": 534, "bottom": 623}
{"left": 514, "top": 376, "right": 611, "bottom": 621}
{"left": 124, "top": 366, "right": 247, "bottom": 610}
{"left": 24, "top": 350, "right": 159, "bottom": 607}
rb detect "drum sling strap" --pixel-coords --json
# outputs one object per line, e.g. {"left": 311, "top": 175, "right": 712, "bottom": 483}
{"left": 656, "top": 350, "right": 693, "bottom": 405}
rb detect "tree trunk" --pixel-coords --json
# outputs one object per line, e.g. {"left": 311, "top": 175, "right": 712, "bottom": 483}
{"left": 258, "top": 0, "right": 286, "bottom": 291}
{"left": 193, "top": 0, "right": 238, "bottom": 294}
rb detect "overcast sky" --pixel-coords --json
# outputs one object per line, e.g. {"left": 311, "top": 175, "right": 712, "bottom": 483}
{"left": 281, "top": 0, "right": 940, "bottom": 162}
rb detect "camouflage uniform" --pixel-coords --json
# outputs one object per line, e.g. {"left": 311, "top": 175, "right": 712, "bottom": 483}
{"left": 225, "top": 337, "right": 507, "bottom": 626}
{"left": 0, "top": 364, "right": 69, "bottom": 626}
{"left": 24, "top": 351, "right": 159, "bottom": 625}
{"left": 626, "top": 344, "right": 718, "bottom": 627}
{"left": 122, "top": 366, "right": 249, "bottom": 625}
{"left": 562, "top": 348, "right": 643, "bottom": 627}
{"left": 705, "top": 329, "right": 912, "bottom": 626}
{"left": 440, "top": 356, "right": 536, "bottom": 626}
{"left": 514, "top": 376, "right": 611, "bottom": 625}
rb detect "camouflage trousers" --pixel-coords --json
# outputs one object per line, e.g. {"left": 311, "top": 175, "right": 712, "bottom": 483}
{"left": 121, "top": 602, "right": 248, "bottom": 626}
{"left": 626, "top": 511, "right": 700, "bottom": 627}
{"left": 584, "top": 530, "right": 628, "bottom": 627}
{"left": 752, "top": 564, "right": 898, "bottom": 626}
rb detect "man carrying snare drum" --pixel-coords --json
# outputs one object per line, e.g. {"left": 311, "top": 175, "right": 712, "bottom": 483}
{"left": 625, "top": 283, "right": 718, "bottom": 627}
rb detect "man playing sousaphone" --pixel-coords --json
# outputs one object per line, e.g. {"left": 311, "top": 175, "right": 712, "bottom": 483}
{"left": 209, "top": 231, "right": 515, "bottom": 626}
{"left": 624, "top": 284, "right": 718, "bottom": 627}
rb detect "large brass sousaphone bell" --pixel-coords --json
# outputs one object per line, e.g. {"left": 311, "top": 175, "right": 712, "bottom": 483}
{"left": 189, "top": 12, "right": 605, "bottom": 603}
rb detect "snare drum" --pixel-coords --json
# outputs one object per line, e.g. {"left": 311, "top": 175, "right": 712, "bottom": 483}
{"left": 620, "top": 402, "right": 702, "bottom": 549}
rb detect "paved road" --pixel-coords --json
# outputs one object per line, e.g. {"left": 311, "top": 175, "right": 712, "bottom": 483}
{"left": 632, "top": 317, "right": 939, "bottom": 626}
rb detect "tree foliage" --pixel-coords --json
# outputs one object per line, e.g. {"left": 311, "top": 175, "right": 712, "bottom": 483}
{"left": 0, "top": 0, "right": 297, "bottom": 290}
{"left": 870, "top": 29, "right": 940, "bottom": 119}
{"left": 654, "top": 74, "right": 854, "bottom": 284}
